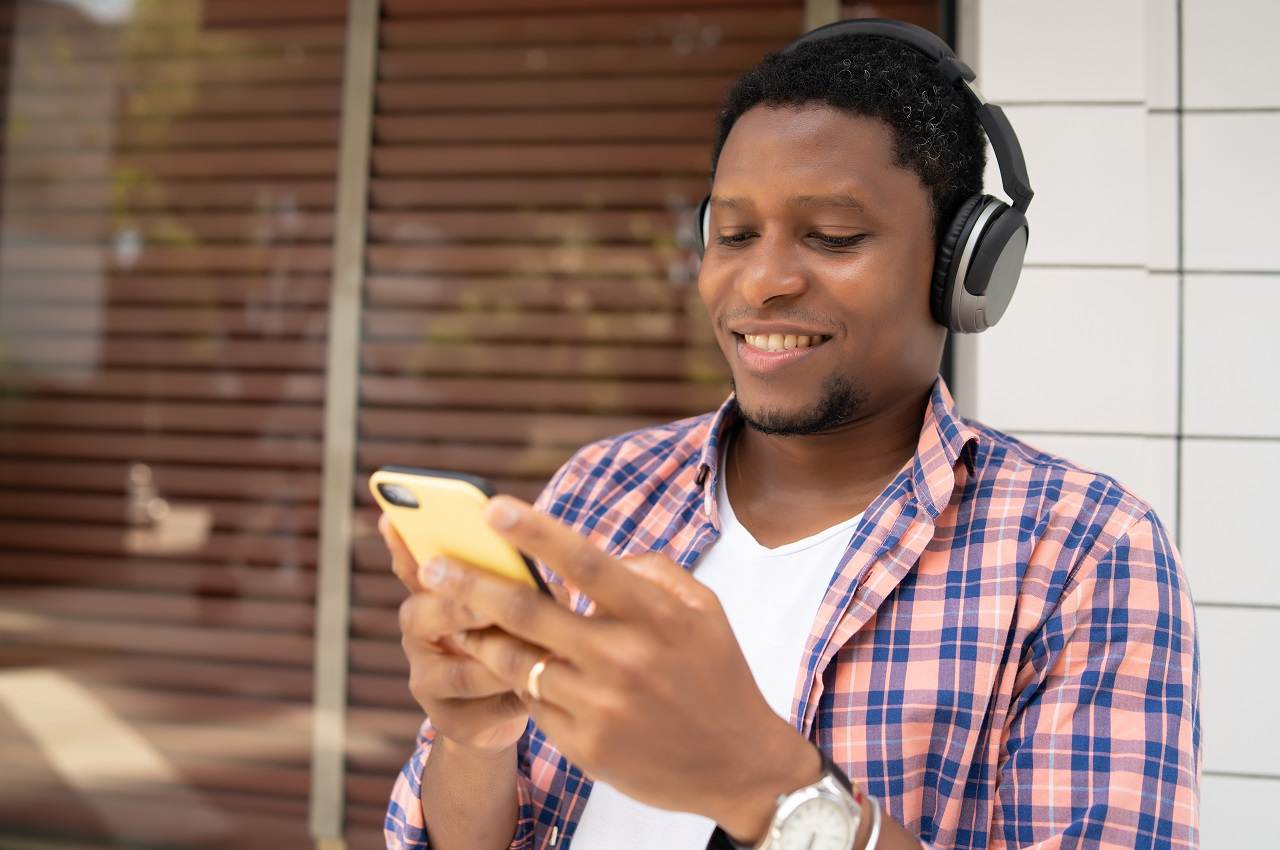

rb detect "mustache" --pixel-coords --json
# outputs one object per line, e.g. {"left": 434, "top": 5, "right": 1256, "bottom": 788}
{"left": 718, "top": 307, "right": 842, "bottom": 335}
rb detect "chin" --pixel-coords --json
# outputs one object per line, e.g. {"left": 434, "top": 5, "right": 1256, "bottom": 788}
{"left": 732, "top": 375, "right": 869, "bottom": 437}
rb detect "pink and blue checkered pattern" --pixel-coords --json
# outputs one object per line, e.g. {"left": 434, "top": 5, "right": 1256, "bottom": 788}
{"left": 386, "top": 377, "right": 1199, "bottom": 850}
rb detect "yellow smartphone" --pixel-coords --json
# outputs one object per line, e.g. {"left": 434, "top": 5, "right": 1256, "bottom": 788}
{"left": 369, "top": 465, "right": 551, "bottom": 595}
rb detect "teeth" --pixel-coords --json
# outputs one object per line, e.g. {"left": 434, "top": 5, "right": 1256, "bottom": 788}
{"left": 742, "top": 333, "right": 826, "bottom": 352}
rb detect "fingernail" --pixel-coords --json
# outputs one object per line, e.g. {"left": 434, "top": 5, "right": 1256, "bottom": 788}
{"left": 421, "top": 556, "right": 451, "bottom": 587}
{"left": 486, "top": 499, "right": 519, "bottom": 530}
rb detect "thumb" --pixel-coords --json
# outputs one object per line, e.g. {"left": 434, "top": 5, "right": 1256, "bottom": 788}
{"left": 618, "top": 553, "right": 707, "bottom": 610}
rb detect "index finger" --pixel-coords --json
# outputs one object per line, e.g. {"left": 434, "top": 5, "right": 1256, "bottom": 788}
{"left": 379, "top": 512, "right": 424, "bottom": 594}
{"left": 483, "top": 496, "right": 668, "bottom": 618}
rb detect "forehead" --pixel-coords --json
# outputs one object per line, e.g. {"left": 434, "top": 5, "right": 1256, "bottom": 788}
{"left": 713, "top": 103, "right": 922, "bottom": 204}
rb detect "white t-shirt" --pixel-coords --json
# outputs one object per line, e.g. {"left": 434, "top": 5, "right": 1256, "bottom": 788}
{"left": 570, "top": 461, "right": 864, "bottom": 849}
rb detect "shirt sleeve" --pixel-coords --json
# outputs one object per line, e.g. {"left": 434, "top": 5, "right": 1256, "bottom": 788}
{"left": 927, "top": 510, "right": 1200, "bottom": 850}
{"left": 384, "top": 719, "right": 536, "bottom": 850}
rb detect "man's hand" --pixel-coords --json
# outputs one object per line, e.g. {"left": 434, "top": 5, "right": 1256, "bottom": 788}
{"left": 422, "top": 496, "right": 823, "bottom": 843}
{"left": 380, "top": 513, "right": 531, "bottom": 753}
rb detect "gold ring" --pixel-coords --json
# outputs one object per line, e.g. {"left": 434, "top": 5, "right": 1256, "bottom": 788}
{"left": 525, "top": 654, "right": 552, "bottom": 701}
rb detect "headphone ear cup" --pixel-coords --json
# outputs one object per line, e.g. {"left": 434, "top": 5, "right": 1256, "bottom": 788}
{"left": 695, "top": 194, "right": 711, "bottom": 257}
{"left": 931, "top": 194, "right": 987, "bottom": 327}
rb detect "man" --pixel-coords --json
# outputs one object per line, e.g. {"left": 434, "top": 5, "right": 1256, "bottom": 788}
{"left": 383, "top": 22, "right": 1199, "bottom": 850}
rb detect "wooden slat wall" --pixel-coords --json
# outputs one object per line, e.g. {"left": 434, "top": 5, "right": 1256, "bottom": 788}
{"left": 0, "top": 1, "right": 344, "bottom": 848}
{"left": 344, "top": 1, "right": 805, "bottom": 846}
{"left": 348, "top": 2, "right": 941, "bottom": 847}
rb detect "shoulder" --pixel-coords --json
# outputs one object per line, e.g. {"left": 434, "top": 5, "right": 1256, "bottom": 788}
{"left": 962, "top": 417, "right": 1176, "bottom": 576}
{"left": 534, "top": 410, "right": 716, "bottom": 523}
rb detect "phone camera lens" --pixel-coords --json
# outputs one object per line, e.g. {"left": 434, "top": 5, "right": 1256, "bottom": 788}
{"left": 378, "top": 483, "right": 419, "bottom": 508}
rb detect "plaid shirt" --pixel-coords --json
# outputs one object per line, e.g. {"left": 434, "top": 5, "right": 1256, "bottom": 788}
{"left": 385, "top": 377, "right": 1200, "bottom": 849}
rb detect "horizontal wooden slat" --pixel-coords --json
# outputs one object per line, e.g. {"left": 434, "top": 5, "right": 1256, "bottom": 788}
{"left": 0, "top": 458, "right": 320, "bottom": 500}
{"left": 12, "top": 25, "right": 345, "bottom": 60}
{"left": 358, "top": 408, "right": 656, "bottom": 444}
{"left": 7, "top": 148, "right": 337, "bottom": 181}
{"left": 13, "top": 54, "right": 345, "bottom": 91}
{"left": 202, "top": 0, "right": 347, "bottom": 26}
{"left": 364, "top": 308, "right": 695, "bottom": 344}
{"left": 0, "top": 783, "right": 310, "bottom": 850}
{"left": 0, "top": 273, "right": 331, "bottom": 305}
{"left": 0, "top": 399, "right": 324, "bottom": 434}
{"left": 0, "top": 244, "right": 332, "bottom": 273}
{"left": 5, "top": 212, "right": 334, "bottom": 244}
{"left": 1, "top": 431, "right": 322, "bottom": 468}
{"left": 0, "top": 491, "right": 319, "bottom": 533}
{"left": 366, "top": 244, "right": 673, "bottom": 275}
{"left": 0, "top": 520, "right": 318, "bottom": 565}
{"left": 380, "top": 8, "right": 800, "bottom": 48}
{"left": 2, "top": 304, "right": 328, "bottom": 336}
{"left": 385, "top": 0, "right": 792, "bottom": 14}
{"left": 0, "top": 368, "right": 326, "bottom": 402}
{"left": 377, "top": 75, "right": 735, "bottom": 110}
{"left": 0, "top": 612, "right": 313, "bottom": 665}
{"left": 374, "top": 108, "right": 714, "bottom": 143}
{"left": 360, "top": 342, "right": 725, "bottom": 380}
{"left": 367, "top": 209, "right": 678, "bottom": 243}
{"left": 364, "top": 274, "right": 688, "bottom": 310}
{"left": 13, "top": 654, "right": 313, "bottom": 704}
{"left": 1, "top": 179, "right": 337, "bottom": 212}
{"left": 4, "top": 338, "right": 327, "bottom": 370}
{"left": 373, "top": 142, "right": 705, "bottom": 176}
{"left": 378, "top": 42, "right": 772, "bottom": 78}
{"left": 9, "top": 85, "right": 341, "bottom": 119}
{"left": 360, "top": 375, "right": 727, "bottom": 413}
{"left": 369, "top": 175, "right": 706, "bottom": 209}
{"left": 9, "top": 117, "right": 338, "bottom": 153}
{"left": 0, "top": 552, "right": 315, "bottom": 600}
{"left": 355, "top": 442, "right": 571, "bottom": 480}
{"left": 4, "top": 587, "right": 314, "bottom": 633}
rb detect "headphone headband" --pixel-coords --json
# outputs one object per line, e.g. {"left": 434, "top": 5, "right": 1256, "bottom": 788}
{"left": 782, "top": 18, "right": 1034, "bottom": 212}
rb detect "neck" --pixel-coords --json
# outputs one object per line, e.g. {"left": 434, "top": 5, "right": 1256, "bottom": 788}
{"left": 727, "top": 385, "right": 932, "bottom": 523}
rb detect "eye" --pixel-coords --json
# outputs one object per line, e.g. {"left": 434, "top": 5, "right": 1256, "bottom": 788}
{"left": 811, "top": 233, "right": 867, "bottom": 250}
{"left": 716, "top": 232, "right": 756, "bottom": 247}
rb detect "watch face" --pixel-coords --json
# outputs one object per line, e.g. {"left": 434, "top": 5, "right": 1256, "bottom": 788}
{"left": 775, "top": 796, "right": 854, "bottom": 850}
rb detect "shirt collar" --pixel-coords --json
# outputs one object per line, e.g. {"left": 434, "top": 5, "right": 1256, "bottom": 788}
{"left": 693, "top": 375, "right": 980, "bottom": 521}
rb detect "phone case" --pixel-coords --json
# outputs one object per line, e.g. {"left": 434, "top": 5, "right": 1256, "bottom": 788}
{"left": 369, "top": 465, "right": 549, "bottom": 593}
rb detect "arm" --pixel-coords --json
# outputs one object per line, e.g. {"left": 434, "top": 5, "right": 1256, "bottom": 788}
{"left": 982, "top": 510, "right": 1200, "bottom": 849}
{"left": 385, "top": 721, "right": 535, "bottom": 850}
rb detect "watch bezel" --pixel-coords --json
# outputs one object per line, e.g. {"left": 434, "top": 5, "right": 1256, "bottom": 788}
{"left": 762, "top": 772, "right": 861, "bottom": 849}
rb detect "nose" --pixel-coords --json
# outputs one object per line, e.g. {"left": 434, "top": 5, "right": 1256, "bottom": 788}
{"left": 736, "top": 232, "right": 809, "bottom": 308}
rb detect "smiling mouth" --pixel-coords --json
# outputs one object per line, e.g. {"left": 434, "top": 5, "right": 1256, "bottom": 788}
{"left": 736, "top": 332, "right": 832, "bottom": 353}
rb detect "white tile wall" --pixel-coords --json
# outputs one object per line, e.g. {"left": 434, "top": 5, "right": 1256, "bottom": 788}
{"left": 1146, "top": 115, "right": 1178, "bottom": 271}
{"left": 961, "top": 0, "right": 1280, "bottom": 830}
{"left": 1008, "top": 432, "right": 1177, "bottom": 534}
{"left": 1202, "top": 775, "right": 1280, "bottom": 850}
{"left": 1183, "top": 113, "right": 1280, "bottom": 271}
{"left": 1183, "top": 0, "right": 1280, "bottom": 109}
{"left": 1196, "top": 606, "right": 1280, "bottom": 776}
{"left": 1183, "top": 274, "right": 1280, "bottom": 438}
{"left": 974, "top": 268, "right": 1178, "bottom": 434}
{"left": 976, "top": 0, "right": 1145, "bottom": 103}
{"left": 1180, "top": 439, "right": 1280, "bottom": 607}
{"left": 1145, "top": 0, "right": 1178, "bottom": 110}
{"left": 994, "top": 106, "right": 1146, "bottom": 267}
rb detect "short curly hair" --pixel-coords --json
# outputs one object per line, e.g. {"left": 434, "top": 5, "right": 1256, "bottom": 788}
{"left": 710, "top": 32, "right": 987, "bottom": 240}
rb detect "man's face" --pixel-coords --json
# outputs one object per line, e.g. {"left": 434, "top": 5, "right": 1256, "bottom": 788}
{"left": 698, "top": 104, "right": 945, "bottom": 435}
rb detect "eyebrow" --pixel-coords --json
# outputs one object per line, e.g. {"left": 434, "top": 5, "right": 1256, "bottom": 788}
{"left": 708, "top": 193, "right": 868, "bottom": 212}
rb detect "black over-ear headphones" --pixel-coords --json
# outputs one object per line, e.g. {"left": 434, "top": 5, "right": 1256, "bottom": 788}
{"left": 695, "top": 18, "right": 1034, "bottom": 334}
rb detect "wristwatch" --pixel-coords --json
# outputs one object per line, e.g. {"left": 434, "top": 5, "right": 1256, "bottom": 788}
{"left": 707, "top": 750, "right": 863, "bottom": 850}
